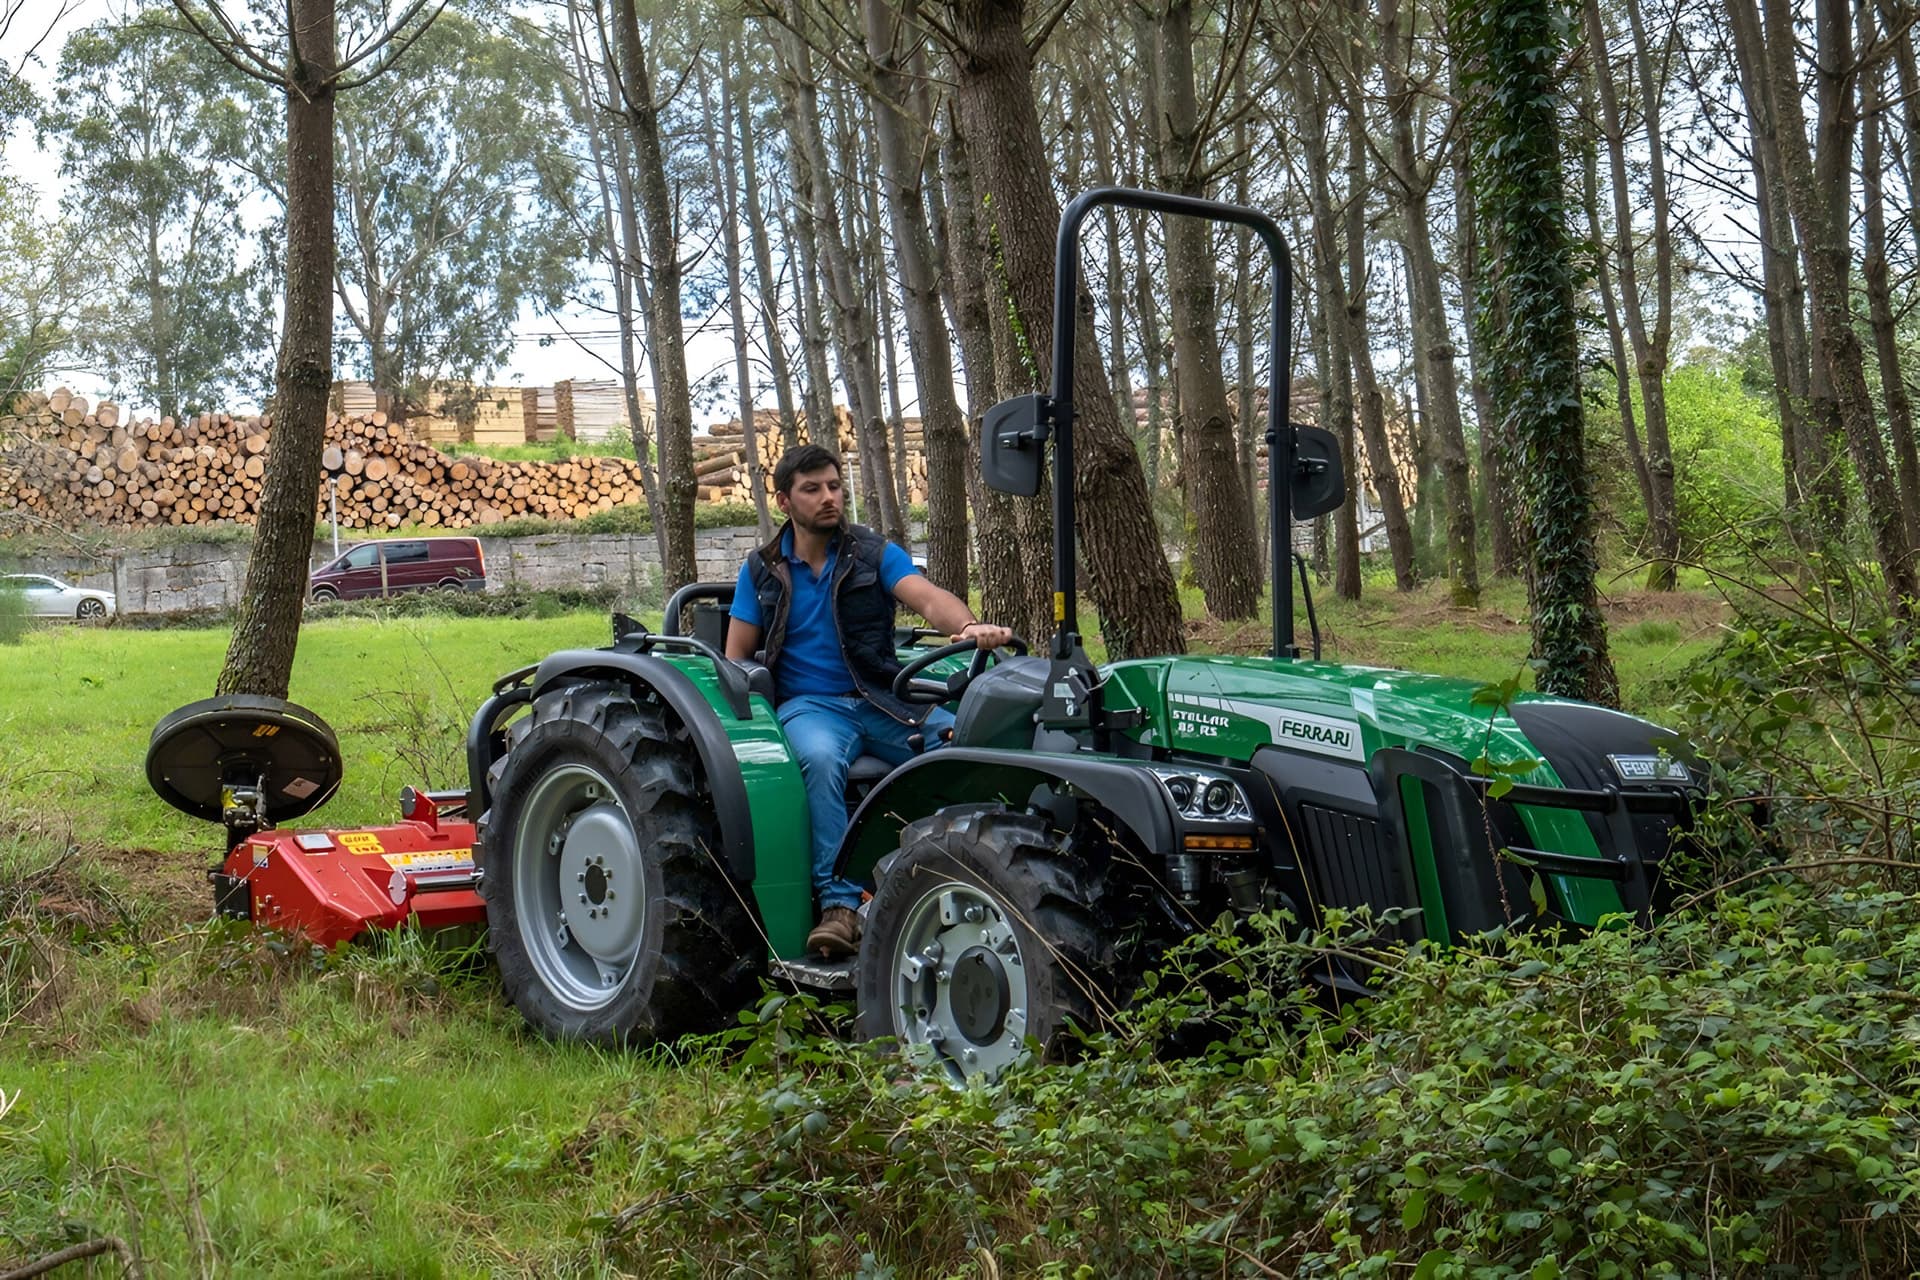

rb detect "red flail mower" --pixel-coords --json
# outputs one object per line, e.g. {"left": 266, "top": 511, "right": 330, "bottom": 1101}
{"left": 146, "top": 695, "right": 484, "bottom": 946}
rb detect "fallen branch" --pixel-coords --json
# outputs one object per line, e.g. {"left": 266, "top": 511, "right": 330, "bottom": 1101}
{"left": 0, "top": 1235, "right": 140, "bottom": 1280}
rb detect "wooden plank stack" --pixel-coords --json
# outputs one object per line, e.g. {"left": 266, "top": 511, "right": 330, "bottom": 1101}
{"left": 0, "top": 387, "right": 663, "bottom": 531}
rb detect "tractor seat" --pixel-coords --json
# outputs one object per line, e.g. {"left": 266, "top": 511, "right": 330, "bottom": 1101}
{"left": 847, "top": 755, "right": 891, "bottom": 789}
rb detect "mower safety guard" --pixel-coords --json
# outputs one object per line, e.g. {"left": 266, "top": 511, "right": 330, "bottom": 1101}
{"left": 1370, "top": 747, "right": 1698, "bottom": 940}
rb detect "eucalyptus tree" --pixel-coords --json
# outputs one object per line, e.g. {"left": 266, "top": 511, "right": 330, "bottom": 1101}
{"left": 43, "top": 9, "right": 270, "bottom": 417}
{"left": 329, "top": 7, "right": 574, "bottom": 418}
{"left": 167, "top": 0, "right": 444, "bottom": 699}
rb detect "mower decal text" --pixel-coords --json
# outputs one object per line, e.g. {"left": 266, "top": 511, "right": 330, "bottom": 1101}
{"left": 338, "top": 831, "right": 385, "bottom": 856}
{"left": 382, "top": 848, "right": 474, "bottom": 872}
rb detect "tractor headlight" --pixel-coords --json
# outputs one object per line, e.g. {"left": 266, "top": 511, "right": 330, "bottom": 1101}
{"left": 1202, "top": 779, "right": 1235, "bottom": 815}
{"left": 1148, "top": 766, "right": 1252, "bottom": 823}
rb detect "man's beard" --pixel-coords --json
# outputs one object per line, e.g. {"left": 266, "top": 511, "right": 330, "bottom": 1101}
{"left": 794, "top": 508, "right": 843, "bottom": 536}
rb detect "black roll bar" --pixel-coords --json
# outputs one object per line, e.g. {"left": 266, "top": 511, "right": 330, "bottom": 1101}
{"left": 1051, "top": 187, "right": 1298, "bottom": 658}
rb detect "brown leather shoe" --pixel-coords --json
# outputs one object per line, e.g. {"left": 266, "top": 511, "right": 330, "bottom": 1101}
{"left": 806, "top": 906, "right": 862, "bottom": 959}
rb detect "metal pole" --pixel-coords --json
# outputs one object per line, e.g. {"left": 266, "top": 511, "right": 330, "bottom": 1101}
{"left": 329, "top": 486, "right": 340, "bottom": 558}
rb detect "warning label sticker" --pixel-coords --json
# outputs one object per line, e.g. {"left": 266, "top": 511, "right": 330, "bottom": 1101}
{"left": 381, "top": 848, "right": 474, "bottom": 873}
{"left": 338, "top": 831, "right": 385, "bottom": 856}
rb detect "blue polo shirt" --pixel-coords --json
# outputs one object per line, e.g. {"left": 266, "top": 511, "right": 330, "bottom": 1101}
{"left": 731, "top": 529, "right": 919, "bottom": 699}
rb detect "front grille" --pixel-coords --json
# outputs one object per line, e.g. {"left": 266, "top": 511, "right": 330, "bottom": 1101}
{"left": 1297, "top": 803, "right": 1421, "bottom": 941}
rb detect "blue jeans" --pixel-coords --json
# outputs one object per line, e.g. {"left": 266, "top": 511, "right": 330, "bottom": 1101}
{"left": 777, "top": 695, "right": 955, "bottom": 911}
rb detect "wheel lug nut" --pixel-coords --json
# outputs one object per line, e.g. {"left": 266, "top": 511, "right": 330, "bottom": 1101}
{"left": 576, "top": 871, "right": 585, "bottom": 882}
{"left": 578, "top": 893, "right": 587, "bottom": 903}
{"left": 963, "top": 904, "right": 984, "bottom": 923}
{"left": 962, "top": 1048, "right": 978, "bottom": 1066}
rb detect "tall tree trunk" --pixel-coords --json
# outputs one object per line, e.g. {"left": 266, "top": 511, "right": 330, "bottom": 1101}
{"left": 862, "top": 0, "right": 969, "bottom": 589}
{"left": 1581, "top": 0, "right": 1678, "bottom": 588}
{"left": 1338, "top": 41, "right": 1417, "bottom": 591}
{"left": 773, "top": 61, "right": 837, "bottom": 452}
{"left": 568, "top": 0, "right": 668, "bottom": 568}
{"left": 1459, "top": 0, "right": 1619, "bottom": 703}
{"left": 943, "top": 105, "right": 1051, "bottom": 640}
{"left": 1131, "top": 207, "right": 1168, "bottom": 492}
{"left": 734, "top": 56, "right": 801, "bottom": 456}
{"left": 1725, "top": 0, "right": 1830, "bottom": 537}
{"left": 1295, "top": 64, "right": 1361, "bottom": 602}
{"left": 785, "top": 38, "right": 902, "bottom": 541}
{"left": 1574, "top": 66, "right": 1656, "bottom": 529}
{"left": 1755, "top": 0, "right": 1917, "bottom": 614}
{"left": 1233, "top": 56, "right": 1259, "bottom": 506}
{"left": 1148, "top": 0, "right": 1261, "bottom": 620}
{"left": 1859, "top": 8, "right": 1920, "bottom": 553}
{"left": 1380, "top": 0, "right": 1477, "bottom": 606}
{"left": 701, "top": 48, "right": 773, "bottom": 541}
{"left": 217, "top": 0, "right": 335, "bottom": 698}
{"left": 1452, "top": 50, "right": 1519, "bottom": 576}
{"left": 951, "top": 0, "right": 1184, "bottom": 658}
{"left": 612, "top": 0, "right": 695, "bottom": 593}
{"left": 1087, "top": 90, "right": 1136, "bottom": 478}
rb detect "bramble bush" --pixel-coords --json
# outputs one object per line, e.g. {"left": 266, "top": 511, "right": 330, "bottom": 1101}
{"left": 600, "top": 889, "right": 1920, "bottom": 1278}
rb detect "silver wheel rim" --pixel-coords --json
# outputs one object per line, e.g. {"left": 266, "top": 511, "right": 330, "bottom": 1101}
{"left": 889, "top": 879, "right": 1030, "bottom": 1083}
{"left": 78, "top": 600, "right": 103, "bottom": 618}
{"left": 512, "top": 762, "right": 649, "bottom": 1011}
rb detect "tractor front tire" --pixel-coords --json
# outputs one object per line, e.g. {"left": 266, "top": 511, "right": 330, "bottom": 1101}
{"left": 855, "top": 806, "right": 1120, "bottom": 1083}
{"left": 476, "top": 680, "right": 762, "bottom": 1047}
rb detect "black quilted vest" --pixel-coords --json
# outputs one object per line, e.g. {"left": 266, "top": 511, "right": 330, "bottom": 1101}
{"left": 746, "top": 522, "right": 920, "bottom": 724}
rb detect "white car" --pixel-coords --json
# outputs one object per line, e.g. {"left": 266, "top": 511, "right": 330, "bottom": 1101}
{"left": 0, "top": 573, "right": 116, "bottom": 620}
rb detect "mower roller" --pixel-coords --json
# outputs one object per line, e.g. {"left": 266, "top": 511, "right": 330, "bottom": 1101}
{"left": 148, "top": 187, "right": 1704, "bottom": 1083}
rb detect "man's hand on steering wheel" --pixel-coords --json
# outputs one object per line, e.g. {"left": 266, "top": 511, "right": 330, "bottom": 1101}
{"left": 892, "top": 627, "right": 1028, "bottom": 704}
{"left": 953, "top": 620, "right": 1016, "bottom": 649}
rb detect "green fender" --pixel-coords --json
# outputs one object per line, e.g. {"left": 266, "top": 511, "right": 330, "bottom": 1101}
{"left": 834, "top": 747, "right": 1179, "bottom": 887}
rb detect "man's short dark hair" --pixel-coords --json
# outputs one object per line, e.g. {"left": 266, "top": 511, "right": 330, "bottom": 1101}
{"left": 774, "top": 443, "right": 842, "bottom": 494}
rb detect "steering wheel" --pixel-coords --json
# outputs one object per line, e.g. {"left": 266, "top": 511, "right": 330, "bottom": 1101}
{"left": 891, "top": 634, "right": 1029, "bottom": 704}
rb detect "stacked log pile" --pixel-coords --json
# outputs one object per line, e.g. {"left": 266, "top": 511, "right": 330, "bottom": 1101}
{"left": 694, "top": 406, "right": 930, "bottom": 505}
{"left": 1, "top": 387, "right": 661, "bottom": 531}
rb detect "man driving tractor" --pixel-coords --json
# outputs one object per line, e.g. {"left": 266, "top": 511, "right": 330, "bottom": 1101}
{"left": 726, "top": 444, "right": 1015, "bottom": 959}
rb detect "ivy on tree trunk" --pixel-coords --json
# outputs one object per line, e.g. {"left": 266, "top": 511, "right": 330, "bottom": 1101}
{"left": 1455, "top": 0, "right": 1619, "bottom": 705}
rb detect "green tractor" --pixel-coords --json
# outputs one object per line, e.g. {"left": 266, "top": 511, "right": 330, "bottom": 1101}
{"left": 462, "top": 188, "right": 1700, "bottom": 1079}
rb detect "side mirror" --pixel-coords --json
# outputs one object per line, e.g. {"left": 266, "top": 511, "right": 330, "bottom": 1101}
{"left": 1290, "top": 424, "right": 1346, "bottom": 519}
{"left": 980, "top": 394, "right": 1050, "bottom": 497}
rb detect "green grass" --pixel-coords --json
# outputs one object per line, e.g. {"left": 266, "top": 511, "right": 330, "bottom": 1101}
{"left": 0, "top": 584, "right": 1733, "bottom": 1274}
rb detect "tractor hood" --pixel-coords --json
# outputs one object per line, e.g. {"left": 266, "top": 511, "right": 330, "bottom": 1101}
{"left": 1102, "top": 656, "right": 1679, "bottom": 783}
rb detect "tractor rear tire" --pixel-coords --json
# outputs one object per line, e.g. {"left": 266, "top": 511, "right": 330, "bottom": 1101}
{"left": 855, "top": 806, "right": 1122, "bottom": 1083}
{"left": 475, "top": 680, "right": 762, "bottom": 1047}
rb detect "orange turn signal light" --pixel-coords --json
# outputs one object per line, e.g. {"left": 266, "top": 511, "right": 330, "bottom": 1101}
{"left": 1182, "top": 834, "right": 1255, "bottom": 851}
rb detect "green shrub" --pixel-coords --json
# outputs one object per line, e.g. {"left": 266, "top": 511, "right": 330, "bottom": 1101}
{"left": 601, "top": 888, "right": 1920, "bottom": 1277}
{"left": 1670, "top": 561, "right": 1917, "bottom": 871}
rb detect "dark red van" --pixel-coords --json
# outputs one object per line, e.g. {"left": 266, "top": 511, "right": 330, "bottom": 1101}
{"left": 310, "top": 537, "right": 487, "bottom": 601}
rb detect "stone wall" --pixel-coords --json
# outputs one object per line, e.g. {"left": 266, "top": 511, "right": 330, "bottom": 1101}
{"left": 14, "top": 525, "right": 922, "bottom": 615}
